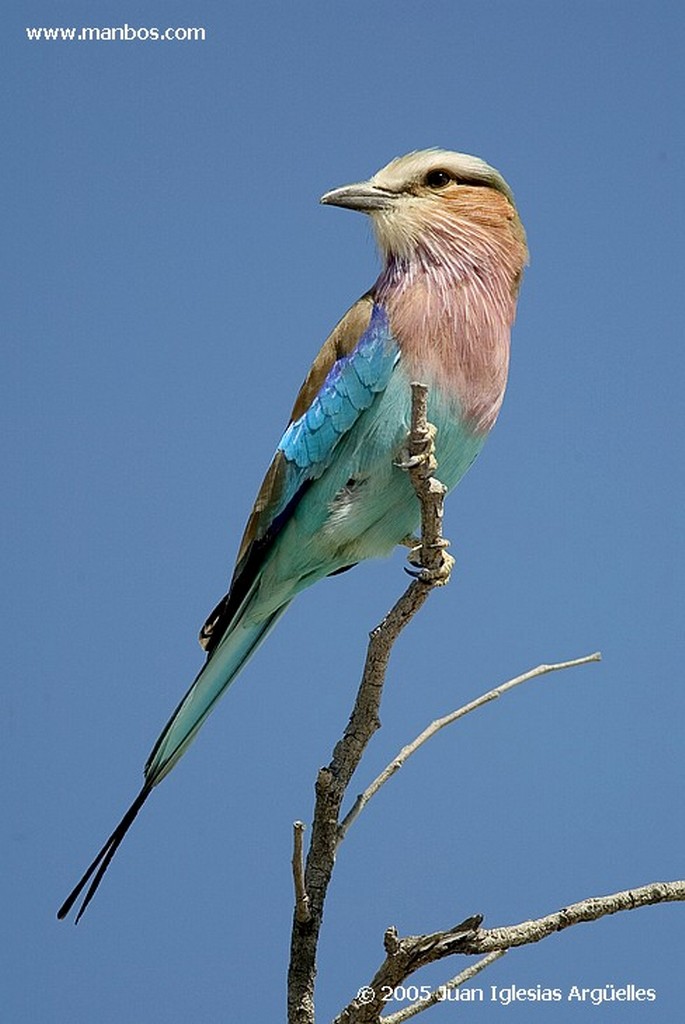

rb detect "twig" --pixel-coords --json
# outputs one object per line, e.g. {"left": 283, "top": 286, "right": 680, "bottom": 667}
{"left": 292, "top": 821, "right": 311, "bottom": 924}
{"left": 338, "top": 652, "right": 602, "bottom": 841}
{"left": 381, "top": 951, "right": 506, "bottom": 1024}
{"left": 334, "top": 882, "right": 685, "bottom": 1023}
{"left": 287, "top": 384, "right": 452, "bottom": 1024}
{"left": 472, "top": 880, "right": 685, "bottom": 952}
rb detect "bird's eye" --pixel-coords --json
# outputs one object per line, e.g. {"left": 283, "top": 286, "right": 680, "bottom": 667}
{"left": 424, "top": 169, "right": 452, "bottom": 189}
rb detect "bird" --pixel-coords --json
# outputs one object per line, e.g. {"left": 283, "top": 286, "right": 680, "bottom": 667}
{"left": 58, "top": 148, "right": 528, "bottom": 922}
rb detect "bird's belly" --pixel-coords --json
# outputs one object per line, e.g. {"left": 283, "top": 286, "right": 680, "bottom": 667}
{"left": 254, "top": 372, "right": 485, "bottom": 614}
{"left": 323, "top": 390, "right": 485, "bottom": 560}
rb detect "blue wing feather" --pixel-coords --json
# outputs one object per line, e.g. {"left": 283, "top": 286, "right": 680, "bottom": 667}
{"left": 279, "top": 304, "right": 398, "bottom": 477}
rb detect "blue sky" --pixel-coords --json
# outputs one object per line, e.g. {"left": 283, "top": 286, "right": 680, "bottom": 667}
{"left": 3, "top": 2, "right": 683, "bottom": 1021}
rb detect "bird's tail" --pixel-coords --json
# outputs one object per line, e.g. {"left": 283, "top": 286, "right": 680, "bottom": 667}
{"left": 57, "top": 784, "right": 152, "bottom": 923}
{"left": 144, "top": 607, "right": 287, "bottom": 785}
{"left": 58, "top": 605, "right": 287, "bottom": 923}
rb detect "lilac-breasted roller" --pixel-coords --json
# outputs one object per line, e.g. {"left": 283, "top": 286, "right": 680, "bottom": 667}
{"left": 58, "top": 149, "right": 528, "bottom": 921}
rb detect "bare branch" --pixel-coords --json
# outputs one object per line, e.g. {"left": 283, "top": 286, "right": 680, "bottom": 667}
{"left": 339, "top": 652, "right": 602, "bottom": 840}
{"left": 287, "top": 383, "right": 453, "bottom": 1024}
{"left": 472, "top": 880, "right": 685, "bottom": 953}
{"left": 333, "top": 916, "right": 485, "bottom": 1024}
{"left": 381, "top": 952, "right": 506, "bottom": 1024}
{"left": 292, "top": 821, "right": 311, "bottom": 924}
{"left": 335, "top": 882, "right": 685, "bottom": 1023}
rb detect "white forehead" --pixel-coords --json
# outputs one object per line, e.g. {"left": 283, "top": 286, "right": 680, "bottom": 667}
{"left": 371, "top": 148, "right": 512, "bottom": 201}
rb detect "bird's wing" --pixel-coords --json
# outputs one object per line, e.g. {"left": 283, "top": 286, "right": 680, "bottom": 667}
{"left": 200, "top": 294, "right": 400, "bottom": 653}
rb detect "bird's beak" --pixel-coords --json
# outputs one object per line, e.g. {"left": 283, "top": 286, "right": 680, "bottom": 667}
{"left": 320, "top": 180, "right": 397, "bottom": 212}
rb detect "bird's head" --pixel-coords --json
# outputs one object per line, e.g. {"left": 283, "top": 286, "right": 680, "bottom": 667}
{"left": 321, "top": 149, "right": 525, "bottom": 265}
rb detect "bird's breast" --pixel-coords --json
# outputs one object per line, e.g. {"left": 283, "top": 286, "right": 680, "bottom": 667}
{"left": 381, "top": 282, "right": 511, "bottom": 436}
{"left": 374, "top": 216, "right": 525, "bottom": 437}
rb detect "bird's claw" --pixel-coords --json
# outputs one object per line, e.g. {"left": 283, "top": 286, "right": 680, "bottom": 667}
{"left": 403, "top": 545, "right": 455, "bottom": 585}
{"left": 394, "top": 422, "right": 438, "bottom": 473}
{"left": 404, "top": 536, "right": 450, "bottom": 566}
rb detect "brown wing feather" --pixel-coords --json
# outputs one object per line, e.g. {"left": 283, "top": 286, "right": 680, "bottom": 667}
{"left": 289, "top": 292, "right": 374, "bottom": 420}
{"left": 199, "top": 293, "right": 374, "bottom": 651}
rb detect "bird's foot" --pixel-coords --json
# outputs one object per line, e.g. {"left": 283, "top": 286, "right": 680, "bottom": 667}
{"left": 403, "top": 539, "right": 455, "bottom": 586}
{"left": 394, "top": 421, "right": 438, "bottom": 474}
{"left": 397, "top": 413, "right": 453, "bottom": 584}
